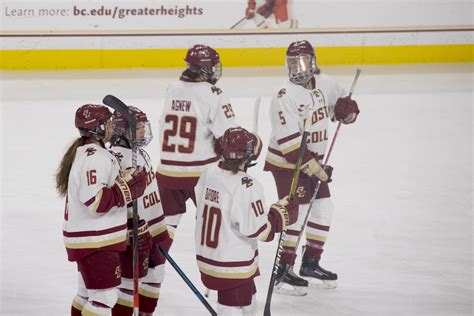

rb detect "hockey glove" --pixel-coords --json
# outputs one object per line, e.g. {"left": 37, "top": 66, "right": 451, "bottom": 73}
{"left": 120, "top": 219, "right": 152, "bottom": 278}
{"left": 114, "top": 166, "right": 147, "bottom": 206}
{"left": 127, "top": 219, "right": 153, "bottom": 254}
{"left": 334, "top": 96, "right": 359, "bottom": 124}
{"left": 269, "top": 195, "right": 298, "bottom": 232}
{"left": 324, "top": 165, "right": 333, "bottom": 183}
{"left": 301, "top": 158, "right": 328, "bottom": 182}
{"left": 246, "top": 0, "right": 256, "bottom": 19}
{"left": 257, "top": 0, "right": 276, "bottom": 18}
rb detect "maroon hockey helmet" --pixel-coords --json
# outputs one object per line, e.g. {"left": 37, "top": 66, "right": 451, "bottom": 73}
{"left": 222, "top": 127, "right": 255, "bottom": 160}
{"left": 185, "top": 44, "right": 222, "bottom": 84}
{"left": 112, "top": 106, "right": 153, "bottom": 147}
{"left": 75, "top": 104, "right": 112, "bottom": 138}
{"left": 286, "top": 40, "right": 317, "bottom": 85}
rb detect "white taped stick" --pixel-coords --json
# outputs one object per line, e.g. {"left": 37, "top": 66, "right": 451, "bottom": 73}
{"left": 253, "top": 96, "right": 261, "bottom": 133}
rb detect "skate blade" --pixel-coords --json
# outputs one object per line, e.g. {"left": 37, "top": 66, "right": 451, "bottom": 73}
{"left": 303, "top": 277, "right": 337, "bottom": 289}
{"left": 274, "top": 282, "right": 308, "bottom": 296}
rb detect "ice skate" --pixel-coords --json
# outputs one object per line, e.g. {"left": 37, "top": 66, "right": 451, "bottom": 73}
{"left": 299, "top": 256, "right": 338, "bottom": 289}
{"left": 274, "top": 263, "right": 308, "bottom": 296}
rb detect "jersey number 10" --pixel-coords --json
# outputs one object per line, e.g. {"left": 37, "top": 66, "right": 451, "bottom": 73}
{"left": 200, "top": 204, "right": 222, "bottom": 249}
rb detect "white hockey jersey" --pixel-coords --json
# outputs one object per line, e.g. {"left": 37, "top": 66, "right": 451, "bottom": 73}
{"left": 195, "top": 164, "right": 277, "bottom": 290}
{"left": 157, "top": 79, "right": 239, "bottom": 189}
{"left": 264, "top": 74, "right": 346, "bottom": 171}
{"left": 63, "top": 142, "right": 128, "bottom": 262}
{"left": 110, "top": 146, "right": 168, "bottom": 241}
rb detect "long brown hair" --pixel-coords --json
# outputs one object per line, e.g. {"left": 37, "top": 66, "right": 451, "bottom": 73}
{"left": 220, "top": 159, "right": 245, "bottom": 174}
{"left": 55, "top": 138, "right": 83, "bottom": 197}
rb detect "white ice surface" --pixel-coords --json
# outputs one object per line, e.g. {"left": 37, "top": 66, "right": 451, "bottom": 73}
{"left": 1, "top": 64, "right": 472, "bottom": 315}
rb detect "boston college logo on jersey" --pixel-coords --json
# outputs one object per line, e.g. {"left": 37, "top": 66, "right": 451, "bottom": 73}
{"left": 85, "top": 148, "right": 96, "bottom": 156}
{"left": 112, "top": 152, "right": 124, "bottom": 162}
{"left": 211, "top": 86, "right": 222, "bottom": 95}
{"left": 241, "top": 177, "right": 253, "bottom": 188}
{"left": 278, "top": 88, "right": 287, "bottom": 98}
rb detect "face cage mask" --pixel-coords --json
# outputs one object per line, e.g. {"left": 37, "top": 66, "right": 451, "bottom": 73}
{"left": 111, "top": 121, "right": 153, "bottom": 148}
{"left": 244, "top": 140, "right": 258, "bottom": 170}
{"left": 203, "top": 61, "right": 222, "bottom": 85}
{"left": 287, "top": 55, "right": 316, "bottom": 86}
{"left": 137, "top": 121, "right": 153, "bottom": 147}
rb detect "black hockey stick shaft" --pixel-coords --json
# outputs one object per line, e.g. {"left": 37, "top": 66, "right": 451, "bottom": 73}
{"left": 292, "top": 68, "right": 362, "bottom": 265}
{"left": 230, "top": 17, "right": 246, "bottom": 29}
{"left": 263, "top": 103, "right": 314, "bottom": 316}
{"left": 158, "top": 245, "right": 217, "bottom": 316}
{"left": 102, "top": 94, "right": 140, "bottom": 316}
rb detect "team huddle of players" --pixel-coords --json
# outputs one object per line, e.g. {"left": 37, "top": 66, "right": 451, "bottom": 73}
{"left": 56, "top": 40, "right": 359, "bottom": 316}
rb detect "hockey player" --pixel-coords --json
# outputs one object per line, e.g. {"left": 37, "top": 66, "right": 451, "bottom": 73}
{"left": 264, "top": 40, "right": 360, "bottom": 294}
{"left": 56, "top": 104, "right": 147, "bottom": 316}
{"left": 243, "top": 0, "right": 298, "bottom": 29}
{"left": 109, "top": 106, "right": 170, "bottom": 316}
{"left": 195, "top": 127, "right": 298, "bottom": 315}
{"left": 156, "top": 44, "right": 239, "bottom": 251}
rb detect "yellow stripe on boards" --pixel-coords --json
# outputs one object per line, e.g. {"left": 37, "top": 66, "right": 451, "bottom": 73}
{"left": 1, "top": 44, "right": 472, "bottom": 70}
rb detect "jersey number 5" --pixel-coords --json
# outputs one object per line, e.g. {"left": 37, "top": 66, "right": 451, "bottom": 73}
{"left": 200, "top": 205, "right": 222, "bottom": 249}
{"left": 162, "top": 114, "right": 197, "bottom": 153}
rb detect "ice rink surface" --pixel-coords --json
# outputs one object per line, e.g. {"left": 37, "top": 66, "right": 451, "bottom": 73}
{"left": 1, "top": 63, "right": 472, "bottom": 315}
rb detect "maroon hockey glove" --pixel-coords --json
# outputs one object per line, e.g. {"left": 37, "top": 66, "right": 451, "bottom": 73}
{"left": 334, "top": 96, "right": 359, "bottom": 124}
{"left": 257, "top": 0, "right": 276, "bottom": 18}
{"left": 323, "top": 165, "right": 333, "bottom": 183}
{"left": 120, "top": 219, "right": 152, "bottom": 278}
{"left": 301, "top": 158, "right": 328, "bottom": 182}
{"left": 114, "top": 166, "right": 148, "bottom": 206}
{"left": 246, "top": 0, "right": 256, "bottom": 19}
{"left": 127, "top": 219, "right": 153, "bottom": 255}
{"left": 269, "top": 195, "right": 298, "bottom": 232}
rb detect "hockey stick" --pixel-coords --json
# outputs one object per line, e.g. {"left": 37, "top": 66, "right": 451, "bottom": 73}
{"left": 263, "top": 101, "right": 316, "bottom": 316}
{"left": 290, "top": 68, "right": 362, "bottom": 279}
{"left": 158, "top": 245, "right": 217, "bottom": 316}
{"left": 230, "top": 17, "right": 246, "bottom": 29}
{"left": 102, "top": 95, "right": 140, "bottom": 316}
{"left": 253, "top": 96, "right": 262, "bottom": 132}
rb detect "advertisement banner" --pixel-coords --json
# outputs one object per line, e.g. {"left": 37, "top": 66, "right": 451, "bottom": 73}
{"left": 2, "top": 0, "right": 472, "bottom": 34}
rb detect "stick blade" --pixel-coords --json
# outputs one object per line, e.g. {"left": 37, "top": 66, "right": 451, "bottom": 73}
{"left": 102, "top": 94, "right": 135, "bottom": 125}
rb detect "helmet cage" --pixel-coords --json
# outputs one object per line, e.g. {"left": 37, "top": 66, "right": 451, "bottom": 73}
{"left": 112, "top": 107, "right": 153, "bottom": 148}
{"left": 187, "top": 60, "right": 222, "bottom": 84}
{"left": 286, "top": 54, "right": 316, "bottom": 86}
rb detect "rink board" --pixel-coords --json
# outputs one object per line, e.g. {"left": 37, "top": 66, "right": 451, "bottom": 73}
{"left": 1, "top": 44, "right": 473, "bottom": 70}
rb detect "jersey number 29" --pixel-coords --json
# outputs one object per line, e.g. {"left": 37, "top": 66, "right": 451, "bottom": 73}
{"left": 162, "top": 114, "right": 197, "bottom": 154}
